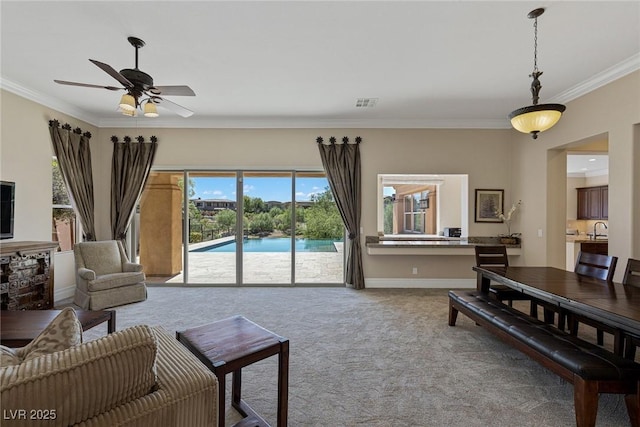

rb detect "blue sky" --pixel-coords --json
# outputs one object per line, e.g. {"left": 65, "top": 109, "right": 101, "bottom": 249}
{"left": 192, "top": 176, "right": 330, "bottom": 202}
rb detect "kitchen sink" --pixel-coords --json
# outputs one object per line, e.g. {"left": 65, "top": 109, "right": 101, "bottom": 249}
{"left": 586, "top": 234, "right": 608, "bottom": 240}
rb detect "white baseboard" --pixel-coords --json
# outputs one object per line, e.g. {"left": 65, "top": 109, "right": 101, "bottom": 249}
{"left": 365, "top": 278, "right": 475, "bottom": 289}
{"left": 54, "top": 285, "right": 76, "bottom": 304}
{"left": 54, "top": 280, "right": 474, "bottom": 297}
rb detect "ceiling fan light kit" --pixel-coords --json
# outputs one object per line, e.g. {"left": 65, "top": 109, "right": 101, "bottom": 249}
{"left": 55, "top": 36, "right": 195, "bottom": 118}
{"left": 509, "top": 7, "right": 566, "bottom": 139}
{"left": 119, "top": 94, "right": 136, "bottom": 112}
{"left": 143, "top": 101, "right": 159, "bottom": 118}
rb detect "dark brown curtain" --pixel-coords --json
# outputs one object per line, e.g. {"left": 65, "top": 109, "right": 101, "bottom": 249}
{"left": 48, "top": 120, "right": 96, "bottom": 241}
{"left": 317, "top": 136, "right": 364, "bottom": 289}
{"left": 111, "top": 136, "right": 157, "bottom": 243}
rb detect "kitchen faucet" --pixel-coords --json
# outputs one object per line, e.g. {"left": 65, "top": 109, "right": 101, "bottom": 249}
{"left": 593, "top": 221, "right": 607, "bottom": 240}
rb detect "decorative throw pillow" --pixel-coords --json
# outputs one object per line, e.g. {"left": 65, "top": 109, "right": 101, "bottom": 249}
{"left": 6, "top": 307, "right": 83, "bottom": 365}
{"left": 0, "top": 345, "right": 21, "bottom": 367}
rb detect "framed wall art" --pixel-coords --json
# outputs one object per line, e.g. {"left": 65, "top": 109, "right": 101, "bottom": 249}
{"left": 474, "top": 189, "right": 504, "bottom": 223}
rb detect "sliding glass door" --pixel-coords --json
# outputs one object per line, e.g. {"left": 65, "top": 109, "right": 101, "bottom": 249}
{"left": 242, "top": 172, "right": 293, "bottom": 284}
{"left": 295, "top": 172, "right": 345, "bottom": 283}
{"left": 187, "top": 172, "right": 238, "bottom": 284}
{"left": 138, "top": 169, "right": 344, "bottom": 285}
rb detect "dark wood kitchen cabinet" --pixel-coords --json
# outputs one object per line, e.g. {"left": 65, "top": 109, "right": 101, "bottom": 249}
{"left": 577, "top": 185, "right": 608, "bottom": 220}
{"left": 580, "top": 241, "right": 608, "bottom": 255}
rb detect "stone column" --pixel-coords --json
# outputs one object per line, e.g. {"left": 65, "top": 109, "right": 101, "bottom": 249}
{"left": 139, "top": 173, "right": 182, "bottom": 276}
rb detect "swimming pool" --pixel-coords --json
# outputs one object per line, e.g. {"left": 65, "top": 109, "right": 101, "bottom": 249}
{"left": 192, "top": 238, "right": 338, "bottom": 253}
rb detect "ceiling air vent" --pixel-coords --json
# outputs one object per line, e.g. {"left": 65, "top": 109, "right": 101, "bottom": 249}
{"left": 355, "top": 98, "right": 378, "bottom": 108}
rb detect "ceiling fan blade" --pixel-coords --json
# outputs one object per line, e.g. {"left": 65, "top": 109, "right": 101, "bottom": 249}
{"left": 155, "top": 97, "right": 194, "bottom": 118}
{"left": 54, "top": 80, "right": 123, "bottom": 91}
{"left": 89, "top": 59, "right": 133, "bottom": 88}
{"left": 150, "top": 85, "right": 195, "bottom": 96}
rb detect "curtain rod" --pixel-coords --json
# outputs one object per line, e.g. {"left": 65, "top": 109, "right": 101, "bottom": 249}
{"left": 48, "top": 119, "right": 92, "bottom": 139}
{"left": 316, "top": 136, "right": 362, "bottom": 145}
{"left": 110, "top": 136, "right": 158, "bottom": 143}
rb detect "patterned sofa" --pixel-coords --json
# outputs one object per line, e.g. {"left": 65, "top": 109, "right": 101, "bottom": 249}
{"left": 0, "top": 308, "right": 218, "bottom": 426}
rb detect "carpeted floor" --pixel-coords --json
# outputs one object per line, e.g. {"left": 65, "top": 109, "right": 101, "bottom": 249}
{"left": 74, "top": 287, "right": 630, "bottom": 426}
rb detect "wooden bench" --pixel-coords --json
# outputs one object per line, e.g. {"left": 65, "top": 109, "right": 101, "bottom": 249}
{"left": 448, "top": 290, "right": 640, "bottom": 427}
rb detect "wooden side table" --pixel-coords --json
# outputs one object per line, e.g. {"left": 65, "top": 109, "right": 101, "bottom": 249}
{"left": 0, "top": 309, "right": 116, "bottom": 347}
{"left": 177, "top": 315, "right": 289, "bottom": 427}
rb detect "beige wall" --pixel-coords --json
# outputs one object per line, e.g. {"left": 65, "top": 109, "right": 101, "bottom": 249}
{"left": 511, "top": 70, "right": 639, "bottom": 281}
{"left": 0, "top": 90, "right": 99, "bottom": 300}
{"left": 2, "top": 69, "right": 637, "bottom": 287}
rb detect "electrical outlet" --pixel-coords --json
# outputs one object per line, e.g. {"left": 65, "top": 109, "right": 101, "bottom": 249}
{"left": 412, "top": 267, "right": 418, "bottom": 275}
{"left": 538, "top": 229, "right": 543, "bottom": 237}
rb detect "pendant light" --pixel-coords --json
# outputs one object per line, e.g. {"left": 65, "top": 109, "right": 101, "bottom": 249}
{"left": 509, "top": 8, "right": 566, "bottom": 139}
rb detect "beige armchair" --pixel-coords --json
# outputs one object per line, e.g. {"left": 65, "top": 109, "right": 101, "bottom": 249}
{"left": 74, "top": 240, "right": 147, "bottom": 310}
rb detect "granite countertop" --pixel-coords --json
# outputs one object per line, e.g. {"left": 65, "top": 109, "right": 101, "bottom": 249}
{"left": 566, "top": 236, "right": 608, "bottom": 243}
{"left": 366, "top": 236, "right": 521, "bottom": 248}
{"left": 372, "top": 240, "right": 474, "bottom": 247}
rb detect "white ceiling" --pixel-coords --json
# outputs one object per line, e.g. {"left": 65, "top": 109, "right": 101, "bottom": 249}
{"left": 1, "top": 1, "right": 639, "bottom": 129}
{"left": 567, "top": 154, "right": 608, "bottom": 176}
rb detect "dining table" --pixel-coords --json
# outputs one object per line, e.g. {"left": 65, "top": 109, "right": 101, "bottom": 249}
{"left": 473, "top": 266, "right": 640, "bottom": 356}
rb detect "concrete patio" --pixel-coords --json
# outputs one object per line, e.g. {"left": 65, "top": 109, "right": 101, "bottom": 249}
{"left": 147, "top": 240, "right": 344, "bottom": 285}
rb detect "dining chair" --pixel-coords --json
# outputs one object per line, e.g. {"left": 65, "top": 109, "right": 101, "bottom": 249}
{"left": 623, "top": 258, "right": 640, "bottom": 286}
{"left": 574, "top": 251, "right": 618, "bottom": 282}
{"left": 474, "top": 245, "right": 536, "bottom": 316}
{"left": 621, "top": 259, "right": 640, "bottom": 359}
{"left": 569, "top": 251, "right": 619, "bottom": 349}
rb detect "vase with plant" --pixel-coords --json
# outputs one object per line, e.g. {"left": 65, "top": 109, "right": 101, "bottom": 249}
{"left": 496, "top": 200, "right": 522, "bottom": 244}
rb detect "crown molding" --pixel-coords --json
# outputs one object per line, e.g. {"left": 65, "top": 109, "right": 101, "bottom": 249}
{"left": 550, "top": 53, "right": 640, "bottom": 104}
{"left": 586, "top": 169, "right": 609, "bottom": 178}
{"left": 0, "top": 78, "right": 100, "bottom": 126}
{"left": 96, "top": 116, "right": 511, "bottom": 129}
{"left": 567, "top": 169, "right": 609, "bottom": 179}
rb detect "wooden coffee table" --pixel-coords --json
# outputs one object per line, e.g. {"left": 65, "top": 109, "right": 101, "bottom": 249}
{"left": 176, "top": 315, "right": 289, "bottom": 427}
{"left": 0, "top": 309, "right": 116, "bottom": 347}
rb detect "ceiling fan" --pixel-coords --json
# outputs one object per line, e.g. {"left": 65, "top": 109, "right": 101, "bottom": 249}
{"left": 54, "top": 36, "right": 195, "bottom": 118}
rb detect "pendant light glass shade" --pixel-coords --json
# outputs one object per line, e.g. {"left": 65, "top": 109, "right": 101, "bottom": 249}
{"left": 509, "top": 103, "right": 566, "bottom": 138}
{"left": 119, "top": 94, "right": 136, "bottom": 112}
{"left": 143, "top": 101, "right": 159, "bottom": 117}
{"left": 121, "top": 108, "right": 137, "bottom": 117}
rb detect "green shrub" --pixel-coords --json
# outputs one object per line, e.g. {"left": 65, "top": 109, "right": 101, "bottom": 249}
{"left": 249, "top": 212, "right": 274, "bottom": 234}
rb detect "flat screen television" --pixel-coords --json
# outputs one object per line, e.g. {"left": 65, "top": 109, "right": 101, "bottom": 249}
{"left": 1, "top": 181, "right": 15, "bottom": 240}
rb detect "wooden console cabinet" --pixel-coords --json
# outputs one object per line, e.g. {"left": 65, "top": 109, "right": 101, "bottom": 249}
{"left": 0, "top": 241, "right": 58, "bottom": 310}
